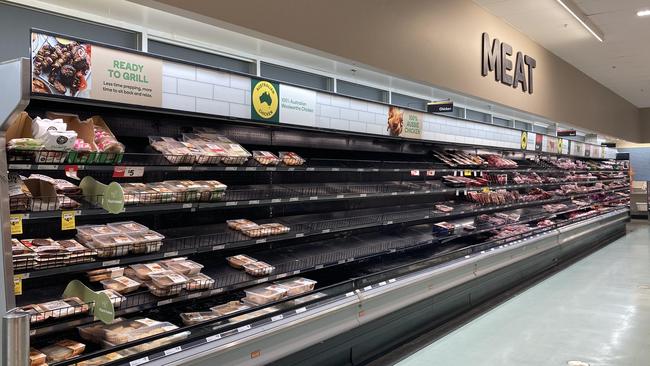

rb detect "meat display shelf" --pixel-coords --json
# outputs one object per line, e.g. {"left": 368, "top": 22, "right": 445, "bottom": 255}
{"left": 7, "top": 159, "right": 624, "bottom": 175}
{"left": 15, "top": 178, "right": 628, "bottom": 220}
{"left": 54, "top": 209, "right": 630, "bottom": 366}
{"left": 25, "top": 226, "right": 437, "bottom": 337}
{"left": 14, "top": 187, "right": 630, "bottom": 279}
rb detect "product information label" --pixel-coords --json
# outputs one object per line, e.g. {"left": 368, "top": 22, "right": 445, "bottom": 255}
{"left": 10, "top": 214, "right": 23, "bottom": 235}
{"left": 61, "top": 210, "right": 76, "bottom": 230}
{"left": 280, "top": 84, "right": 316, "bottom": 126}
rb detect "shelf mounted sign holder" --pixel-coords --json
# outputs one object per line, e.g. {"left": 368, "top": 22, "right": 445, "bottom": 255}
{"left": 79, "top": 176, "right": 125, "bottom": 214}
{"left": 63, "top": 280, "right": 115, "bottom": 324}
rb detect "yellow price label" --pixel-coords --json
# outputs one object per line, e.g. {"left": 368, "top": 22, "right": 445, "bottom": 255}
{"left": 61, "top": 211, "right": 76, "bottom": 230}
{"left": 482, "top": 187, "right": 490, "bottom": 193}
{"left": 464, "top": 170, "right": 472, "bottom": 176}
{"left": 10, "top": 214, "right": 23, "bottom": 235}
{"left": 14, "top": 277, "right": 22, "bottom": 296}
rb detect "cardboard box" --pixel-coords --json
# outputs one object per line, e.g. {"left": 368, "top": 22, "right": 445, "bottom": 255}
{"left": 23, "top": 178, "right": 59, "bottom": 211}
{"left": 6, "top": 112, "right": 68, "bottom": 164}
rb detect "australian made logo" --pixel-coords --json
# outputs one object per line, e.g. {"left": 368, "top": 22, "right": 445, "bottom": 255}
{"left": 251, "top": 79, "right": 279, "bottom": 122}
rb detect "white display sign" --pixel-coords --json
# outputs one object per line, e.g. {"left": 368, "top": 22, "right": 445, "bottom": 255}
{"left": 279, "top": 84, "right": 316, "bottom": 126}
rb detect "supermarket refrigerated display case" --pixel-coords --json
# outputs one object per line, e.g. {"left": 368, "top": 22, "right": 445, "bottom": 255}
{"left": 0, "top": 57, "right": 630, "bottom": 366}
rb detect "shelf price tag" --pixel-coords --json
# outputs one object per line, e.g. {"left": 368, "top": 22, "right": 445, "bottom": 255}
{"left": 482, "top": 187, "right": 490, "bottom": 193}
{"left": 410, "top": 170, "right": 420, "bottom": 176}
{"left": 464, "top": 170, "right": 472, "bottom": 176}
{"left": 61, "top": 211, "right": 76, "bottom": 231}
{"left": 64, "top": 165, "right": 80, "bottom": 180}
{"left": 10, "top": 214, "right": 23, "bottom": 235}
{"left": 426, "top": 170, "right": 436, "bottom": 176}
{"left": 113, "top": 166, "right": 144, "bottom": 178}
{"left": 13, "top": 276, "right": 22, "bottom": 296}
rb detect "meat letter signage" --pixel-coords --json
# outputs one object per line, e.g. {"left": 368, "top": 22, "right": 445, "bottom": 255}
{"left": 481, "top": 32, "right": 536, "bottom": 94}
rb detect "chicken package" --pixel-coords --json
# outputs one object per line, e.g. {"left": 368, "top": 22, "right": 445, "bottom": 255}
{"left": 39, "top": 339, "right": 85, "bottom": 363}
{"left": 226, "top": 254, "right": 258, "bottom": 269}
{"left": 243, "top": 284, "right": 288, "bottom": 305}
{"left": 274, "top": 277, "right": 317, "bottom": 296}
{"left": 100, "top": 276, "right": 141, "bottom": 294}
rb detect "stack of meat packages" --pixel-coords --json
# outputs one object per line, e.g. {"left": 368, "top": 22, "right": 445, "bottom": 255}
{"left": 484, "top": 154, "right": 518, "bottom": 168}
{"left": 432, "top": 150, "right": 486, "bottom": 167}
{"left": 467, "top": 189, "right": 519, "bottom": 205}
{"left": 520, "top": 187, "right": 553, "bottom": 202}
{"left": 442, "top": 175, "right": 489, "bottom": 187}
{"left": 545, "top": 158, "right": 588, "bottom": 170}
{"left": 512, "top": 172, "right": 543, "bottom": 184}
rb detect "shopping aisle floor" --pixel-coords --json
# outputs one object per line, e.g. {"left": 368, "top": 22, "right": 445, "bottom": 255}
{"left": 390, "top": 222, "right": 650, "bottom": 366}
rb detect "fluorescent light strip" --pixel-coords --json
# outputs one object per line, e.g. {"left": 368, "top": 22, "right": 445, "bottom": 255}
{"left": 556, "top": 0, "right": 604, "bottom": 42}
{"left": 637, "top": 9, "right": 650, "bottom": 17}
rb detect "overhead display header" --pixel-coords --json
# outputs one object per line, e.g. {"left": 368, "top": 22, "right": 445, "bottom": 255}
{"left": 31, "top": 32, "right": 162, "bottom": 107}
{"left": 27, "top": 31, "right": 613, "bottom": 159}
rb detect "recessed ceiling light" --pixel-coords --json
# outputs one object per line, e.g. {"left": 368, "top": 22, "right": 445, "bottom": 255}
{"left": 637, "top": 9, "right": 650, "bottom": 17}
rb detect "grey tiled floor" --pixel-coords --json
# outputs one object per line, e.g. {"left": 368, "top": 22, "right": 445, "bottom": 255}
{"left": 395, "top": 222, "right": 650, "bottom": 366}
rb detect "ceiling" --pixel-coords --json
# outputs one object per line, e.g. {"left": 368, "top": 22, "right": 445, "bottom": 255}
{"left": 474, "top": 0, "right": 650, "bottom": 108}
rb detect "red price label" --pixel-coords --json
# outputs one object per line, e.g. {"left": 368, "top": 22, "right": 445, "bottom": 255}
{"left": 426, "top": 170, "right": 436, "bottom": 176}
{"left": 64, "top": 165, "right": 79, "bottom": 180}
{"left": 410, "top": 170, "right": 420, "bottom": 176}
{"left": 113, "top": 166, "right": 144, "bottom": 178}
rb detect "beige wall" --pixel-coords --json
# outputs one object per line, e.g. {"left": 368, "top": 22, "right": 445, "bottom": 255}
{"left": 141, "top": 0, "right": 645, "bottom": 142}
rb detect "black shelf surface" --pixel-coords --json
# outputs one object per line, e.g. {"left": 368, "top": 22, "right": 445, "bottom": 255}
{"left": 7, "top": 156, "right": 624, "bottom": 174}
{"left": 15, "top": 178, "right": 629, "bottom": 220}
{"left": 22, "top": 194, "right": 629, "bottom": 338}
{"left": 42, "top": 206, "right": 630, "bottom": 366}
{"left": 14, "top": 186, "right": 630, "bottom": 279}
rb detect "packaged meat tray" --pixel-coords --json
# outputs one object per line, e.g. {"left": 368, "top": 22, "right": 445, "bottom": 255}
{"left": 279, "top": 151, "right": 305, "bottom": 166}
{"left": 20, "top": 304, "right": 50, "bottom": 323}
{"left": 107, "top": 221, "right": 148, "bottom": 234}
{"left": 101, "top": 318, "right": 162, "bottom": 344}
{"left": 102, "top": 323, "right": 189, "bottom": 353}
{"left": 121, "top": 183, "right": 161, "bottom": 205}
{"left": 76, "top": 225, "right": 119, "bottom": 243}
{"left": 162, "top": 180, "right": 204, "bottom": 202}
{"left": 274, "top": 277, "right": 317, "bottom": 296}
{"left": 148, "top": 271, "right": 189, "bottom": 289}
{"left": 180, "top": 311, "right": 220, "bottom": 325}
{"left": 79, "top": 318, "right": 151, "bottom": 344}
{"left": 185, "top": 273, "right": 215, "bottom": 291}
{"left": 12, "top": 238, "right": 35, "bottom": 270}
{"left": 127, "top": 230, "right": 164, "bottom": 254}
{"left": 240, "top": 224, "right": 272, "bottom": 238}
{"left": 85, "top": 233, "right": 133, "bottom": 257}
{"left": 146, "top": 182, "right": 177, "bottom": 203}
{"left": 100, "top": 276, "right": 141, "bottom": 294}
{"left": 253, "top": 150, "right": 280, "bottom": 166}
{"left": 160, "top": 257, "right": 204, "bottom": 275}
{"left": 128, "top": 262, "right": 167, "bottom": 280}
{"left": 243, "top": 261, "right": 275, "bottom": 276}
{"left": 210, "top": 301, "right": 250, "bottom": 316}
{"left": 86, "top": 267, "right": 124, "bottom": 282}
{"left": 38, "top": 297, "right": 89, "bottom": 318}
{"left": 195, "top": 180, "right": 227, "bottom": 201}
{"left": 29, "top": 348, "right": 46, "bottom": 366}
{"left": 57, "top": 239, "right": 96, "bottom": 260}
{"left": 149, "top": 136, "right": 196, "bottom": 165}
{"left": 434, "top": 204, "right": 454, "bottom": 213}
{"left": 39, "top": 339, "right": 85, "bottom": 363}
{"left": 260, "top": 223, "right": 290, "bottom": 235}
{"left": 98, "top": 289, "right": 126, "bottom": 307}
{"left": 226, "top": 254, "right": 258, "bottom": 269}
{"left": 227, "top": 219, "right": 256, "bottom": 231}
{"left": 243, "top": 284, "right": 288, "bottom": 305}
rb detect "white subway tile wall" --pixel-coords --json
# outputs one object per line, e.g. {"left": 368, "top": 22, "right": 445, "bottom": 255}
{"left": 160, "top": 60, "right": 615, "bottom": 156}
